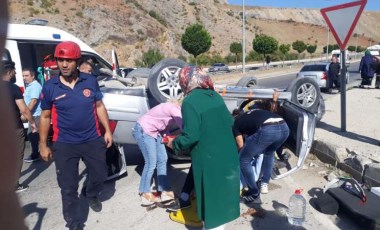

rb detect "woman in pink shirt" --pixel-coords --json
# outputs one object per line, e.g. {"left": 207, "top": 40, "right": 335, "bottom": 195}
{"left": 132, "top": 101, "right": 182, "bottom": 206}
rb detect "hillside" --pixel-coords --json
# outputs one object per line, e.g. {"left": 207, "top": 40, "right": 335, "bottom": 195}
{"left": 8, "top": 0, "right": 380, "bottom": 66}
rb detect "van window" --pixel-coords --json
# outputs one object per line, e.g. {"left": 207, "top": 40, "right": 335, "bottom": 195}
{"left": 17, "top": 41, "right": 57, "bottom": 73}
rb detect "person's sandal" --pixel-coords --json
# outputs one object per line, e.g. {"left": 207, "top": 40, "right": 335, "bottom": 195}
{"left": 140, "top": 193, "right": 160, "bottom": 206}
{"left": 160, "top": 191, "right": 175, "bottom": 203}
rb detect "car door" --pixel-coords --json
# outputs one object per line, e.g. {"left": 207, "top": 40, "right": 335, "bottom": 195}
{"left": 272, "top": 100, "right": 317, "bottom": 179}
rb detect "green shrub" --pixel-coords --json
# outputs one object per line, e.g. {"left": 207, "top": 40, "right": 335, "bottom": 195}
{"left": 76, "top": 11, "right": 83, "bottom": 18}
{"left": 134, "top": 48, "right": 165, "bottom": 68}
{"left": 224, "top": 53, "right": 236, "bottom": 63}
{"left": 40, "top": 0, "right": 53, "bottom": 9}
{"left": 28, "top": 7, "right": 40, "bottom": 17}
{"left": 226, "top": 10, "right": 234, "bottom": 17}
{"left": 178, "top": 54, "right": 187, "bottom": 62}
{"left": 148, "top": 10, "right": 167, "bottom": 27}
{"left": 125, "top": 0, "right": 143, "bottom": 10}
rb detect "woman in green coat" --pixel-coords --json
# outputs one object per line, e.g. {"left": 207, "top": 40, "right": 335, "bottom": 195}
{"left": 168, "top": 66, "right": 240, "bottom": 229}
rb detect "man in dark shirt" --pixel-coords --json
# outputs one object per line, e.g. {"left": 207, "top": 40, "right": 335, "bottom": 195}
{"left": 1, "top": 60, "right": 37, "bottom": 192}
{"left": 327, "top": 56, "right": 341, "bottom": 94}
{"left": 233, "top": 99, "right": 289, "bottom": 204}
{"left": 0, "top": 6, "right": 30, "bottom": 225}
{"left": 39, "top": 41, "right": 112, "bottom": 230}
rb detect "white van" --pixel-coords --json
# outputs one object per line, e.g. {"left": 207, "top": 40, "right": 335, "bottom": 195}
{"left": 4, "top": 23, "right": 113, "bottom": 93}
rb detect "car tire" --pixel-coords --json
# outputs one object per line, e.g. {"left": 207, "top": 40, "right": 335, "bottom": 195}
{"left": 236, "top": 76, "right": 258, "bottom": 88}
{"left": 316, "top": 95, "right": 325, "bottom": 122}
{"left": 148, "top": 58, "right": 187, "bottom": 103}
{"left": 286, "top": 77, "right": 321, "bottom": 114}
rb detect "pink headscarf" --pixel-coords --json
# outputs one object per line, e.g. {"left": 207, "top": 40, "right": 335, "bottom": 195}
{"left": 178, "top": 66, "right": 214, "bottom": 95}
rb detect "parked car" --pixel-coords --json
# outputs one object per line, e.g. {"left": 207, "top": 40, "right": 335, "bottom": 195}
{"left": 296, "top": 62, "right": 349, "bottom": 89}
{"left": 208, "top": 63, "right": 230, "bottom": 73}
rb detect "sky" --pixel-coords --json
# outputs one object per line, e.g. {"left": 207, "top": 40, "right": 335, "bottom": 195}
{"left": 227, "top": 0, "right": 380, "bottom": 11}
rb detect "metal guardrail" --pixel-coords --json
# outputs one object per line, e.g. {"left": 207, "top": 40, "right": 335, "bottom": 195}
{"left": 206, "top": 54, "right": 363, "bottom": 75}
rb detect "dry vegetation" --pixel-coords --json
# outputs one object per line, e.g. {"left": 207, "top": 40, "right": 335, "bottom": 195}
{"left": 8, "top": 0, "right": 380, "bottom": 66}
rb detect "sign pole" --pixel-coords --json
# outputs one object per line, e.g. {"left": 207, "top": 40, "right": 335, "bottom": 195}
{"left": 340, "top": 50, "right": 347, "bottom": 132}
{"left": 321, "top": 0, "right": 367, "bottom": 132}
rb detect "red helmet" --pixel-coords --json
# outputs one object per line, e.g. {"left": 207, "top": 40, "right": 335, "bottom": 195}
{"left": 54, "top": 41, "right": 81, "bottom": 59}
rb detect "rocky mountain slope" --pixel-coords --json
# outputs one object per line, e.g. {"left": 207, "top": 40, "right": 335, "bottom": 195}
{"left": 8, "top": 0, "right": 380, "bottom": 66}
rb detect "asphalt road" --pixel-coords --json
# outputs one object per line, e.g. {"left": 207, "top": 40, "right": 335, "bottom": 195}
{"left": 257, "top": 61, "right": 361, "bottom": 90}
{"left": 18, "top": 143, "right": 362, "bottom": 230}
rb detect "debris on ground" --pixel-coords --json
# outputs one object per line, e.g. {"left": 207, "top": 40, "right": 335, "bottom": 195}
{"left": 241, "top": 208, "right": 266, "bottom": 218}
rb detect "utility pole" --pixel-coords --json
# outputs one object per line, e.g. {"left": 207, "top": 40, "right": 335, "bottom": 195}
{"left": 326, "top": 27, "right": 330, "bottom": 60}
{"left": 242, "top": 0, "right": 246, "bottom": 74}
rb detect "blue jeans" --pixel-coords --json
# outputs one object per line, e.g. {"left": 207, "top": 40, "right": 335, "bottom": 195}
{"left": 240, "top": 153, "right": 273, "bottom": 188}
{"left": 132, "top": 123, "right": 170, "bottom": 193}
{"left": 240, "top": 154, "right": 263, "bottom": 188}
{"left": 239, "top": 122, "right": 289, "bottom": 196}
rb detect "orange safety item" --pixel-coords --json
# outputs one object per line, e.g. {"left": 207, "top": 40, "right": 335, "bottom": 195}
{"left": 42, "top": 54, "right": 58, "bottom": 70}
{"left": 54, "top": 41, "right": 81, "bottom": 59}
{"left": 162, "top": 135, "right": 176, "bottom": 144}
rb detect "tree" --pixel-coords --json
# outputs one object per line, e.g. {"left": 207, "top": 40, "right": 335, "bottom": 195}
{"left": 134, "top": 48, "right": 164, "bottom": 68}
{"left": 279, "top": 44, "right": 291, "bottom": 66}
{"left": 347, "top": 46, "right": 356, "bottom": 52}
{"left": 252, "top": 34, "right": 278, "bottom": 65}
{"left": 323, "top": 44, "right": 340, "bottom": 54}
{"left": 230, "top": 42, "right": 242, "bottom": 70}
{"left": 306, "top": 44, "right": 317, "bottom": 58}
{"left": 181, "top": 23, "right": 212, "bottom": 64}
{"left": 357, "top": 46, "right": 366, "bottom": 52}
{"left": 292, "top": 40, "right": 307, "bottom": 61}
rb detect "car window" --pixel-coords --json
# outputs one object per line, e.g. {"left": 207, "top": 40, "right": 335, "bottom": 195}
{"left": 300, "top": 65, "right": 326, "bottom": 72}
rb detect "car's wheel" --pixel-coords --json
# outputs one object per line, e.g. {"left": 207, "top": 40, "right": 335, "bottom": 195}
{"left": 316, "top": 95, "right": 325, "bottom": 121}
{"left": 286, "top": 77, "right": 321, "bottom": 113}
{"left": 236, "top": 76, "right": 258, "bottom": 88}
{"left": 148, "top": 58, "right": 187, "bottom": 103}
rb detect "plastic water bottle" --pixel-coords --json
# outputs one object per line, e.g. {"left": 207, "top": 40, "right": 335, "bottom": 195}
{"left": 288, "top": 189, "right": 306, "bottom": 226}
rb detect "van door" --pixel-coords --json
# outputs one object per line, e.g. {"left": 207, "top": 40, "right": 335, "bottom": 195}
{"left": 5, "top": 40, "right": 58, "bottom": 89}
